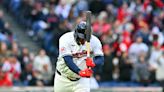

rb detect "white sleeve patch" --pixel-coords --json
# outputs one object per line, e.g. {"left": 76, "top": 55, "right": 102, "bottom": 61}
{"left": 59, "top": 36, "right": 72, "bottom": 57}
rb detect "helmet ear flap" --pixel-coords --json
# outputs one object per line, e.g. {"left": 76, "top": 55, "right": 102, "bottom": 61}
{"left": 74, "top": 31, "right": 80, "bottom": 45}
{"left": 74, "top": 29, "right": 78, "bottom": 39}
{"left": 74, "top": 29, "right": 79, "bottom": 45}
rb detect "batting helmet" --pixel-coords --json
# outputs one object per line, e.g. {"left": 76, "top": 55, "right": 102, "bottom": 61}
{"left": 74, "top": 21, "right": 87, "bottom": 45}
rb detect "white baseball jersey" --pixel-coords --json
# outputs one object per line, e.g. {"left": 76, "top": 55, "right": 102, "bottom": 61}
{"left": 56, "top": 31, "right": 103, "bottom": 79}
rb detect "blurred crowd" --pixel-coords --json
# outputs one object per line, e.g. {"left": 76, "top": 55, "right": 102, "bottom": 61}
{"left": 0, "top": 0, "right": 164, "bottom": 87}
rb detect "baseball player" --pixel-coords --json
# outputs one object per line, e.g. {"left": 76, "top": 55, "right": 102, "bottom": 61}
{"left": 54, "top": 21, "right": 104, "bottom": 92}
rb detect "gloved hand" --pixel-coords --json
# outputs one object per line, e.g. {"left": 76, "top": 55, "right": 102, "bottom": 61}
{"left": 79, "top": 68, "right": 93, "bottom": 78}
{"left": 86, "top": 57, "right": 95, "bottom": 68}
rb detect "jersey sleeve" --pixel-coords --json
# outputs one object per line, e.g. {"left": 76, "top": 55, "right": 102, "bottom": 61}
{"left": 59, "top": 36, "right": 72, "bottom": 57}
{"left": 92, "top": 36, "right": 104, "bottom": 56}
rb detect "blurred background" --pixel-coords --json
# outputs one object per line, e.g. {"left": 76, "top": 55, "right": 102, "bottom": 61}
{"left": 0, "top": 0, "right": 163, "bottom": 92}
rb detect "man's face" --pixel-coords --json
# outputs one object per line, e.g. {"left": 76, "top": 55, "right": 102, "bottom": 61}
{"left": 79, "top": 38, "right": 86, "bottom": 45}
{"left": 136, "top": 37, "right": 142, "bottom": 43}
{"left": 39, "top": 49, "right": 46, "bottom": 56}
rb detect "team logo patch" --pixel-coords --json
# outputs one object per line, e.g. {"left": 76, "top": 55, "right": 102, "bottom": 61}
{"left": 72, "top": 50, "right": 93, "bottom": 58}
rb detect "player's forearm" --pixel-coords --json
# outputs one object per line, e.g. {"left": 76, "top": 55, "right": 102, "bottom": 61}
{"left": 63, "top": 55, "right": 81, "bottom": 74}
{"left": 93, "top": 56, "right": 104, "bottom": 66}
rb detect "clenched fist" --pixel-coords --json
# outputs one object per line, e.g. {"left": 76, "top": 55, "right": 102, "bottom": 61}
{"left": 86, "top": 57, "right": 95, "bottom": 68}
{"left": 79, "top": 68, "right": 93, "bottom": 78}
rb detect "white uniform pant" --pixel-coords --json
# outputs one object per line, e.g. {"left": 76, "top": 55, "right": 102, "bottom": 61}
{"left": 54, "top": 72, "right": 90, "bottom": 92}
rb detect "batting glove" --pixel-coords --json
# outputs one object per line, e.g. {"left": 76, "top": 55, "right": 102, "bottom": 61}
{"left": 86, "top": 57, "right": 95, "bottom": 68}
{"left": 79, "top": 68, "right": 93, "bottom": 78}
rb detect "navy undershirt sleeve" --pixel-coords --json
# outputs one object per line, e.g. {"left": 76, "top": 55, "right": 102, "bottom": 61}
{"left": 63, "top": 55, "right": 81, "bottom": 74}
{"left": 93, "top": 56, "right": 104, "bottom": 66}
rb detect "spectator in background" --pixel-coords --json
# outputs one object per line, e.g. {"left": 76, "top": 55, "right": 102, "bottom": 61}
{"left": 54, "top": 0, "right": 71, "bottom": 19}
{"left": 66, "top": 6, "right": 76, "bottom": 29}
{"left": 0, "top": 62, "right": 13, "bottom": 87}
{"left": 101, "top": 44, "right": 114, "bottom": 82}
{"left": 0, "top": 55, "right": 21, "bottom": 86}
{"left": 135, "top": 22, "right": 151, "bottom": 45}
{"left": 105, "top": 4, "right": 117, "bottom": 22}
{"left": 18, "top": 47, "right": 31, "bottom": 71}
{"left": 74, "top": 0, "right": 88, "bottom": 17}
{"left": 20, "top": 62, "right": 33, "bottom": 86}
{"left": 150, "top": 26, "right": 164, "bottom": 46}
{"left": 128, "top": 36, "right": 149, "bottom": 63}
{"left": 1, "top": 56, "right": 11, "bottom": 73}
{"left": 45, "top": 8, "right": 59, "bottom": 31}
{"left": 100, "top": 28, "right": 116, "bottom": 45}
{"left": 0, "top": 10, "right": 14, "bottom": 43}
{"left": 2, "top": 23, "right": 14, "bottom": 45}
{"left": 0, "top": 42, "right": 8, "bottom": 56}
{"left": 33, "top": 49, "right": 53, "bottom": 85}
{"left": 119, "top": 52, "right": 133, "bottom": 82}
{"left": 149, "top": 42, "right": 163, "bottom": 70}
{"left": 133, "top": 53, "right": 150, "bottom": 86}
{"left": 117, "top": 2, "right": 129, "bottom": 23}
{"left": 30, "top": 1, "right": 45, "bottom": 23}
{"left": 151, "top": 10, "right": 164, "bottom": 32}
{"left": 119, "top": 31, "right": 132, "bottom": 53}
{"left": 0, "top": 10, "right": 14, "bottom": 45}
{"left": 11, "top": 41, "right": 20, "bottom": 57}
{"left": 30, "top": 1, "right": 48, "bottom": 39}
{"left": 148, "top": 42, "right": 163, "bottom": 83}
{"left": 8, "top": 55, "right": 21, "bottom": 86}
{"left": 0, "top": 10, "right": 11, "bottom": 34}
{"left": 43, "top": 8, "right": 59, "bottom": 55}
{"left": 92, "top": 11, "right": 111, "bottom": 37}
{"left": 0, "top": 32, "right": 8, "bottom": 43}
{"left": 156, "top": 51, "right": 164, "bottom": 87}
{"left": 18, "top": 0, "right": 34, "bottom": 28}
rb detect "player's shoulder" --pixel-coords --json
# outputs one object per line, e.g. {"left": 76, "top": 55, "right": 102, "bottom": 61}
{"left": 59, "top": 31, "right": 74, "bottom": 41}
{"left": 91, "top": 34, "right": 101, "bottom": 42}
